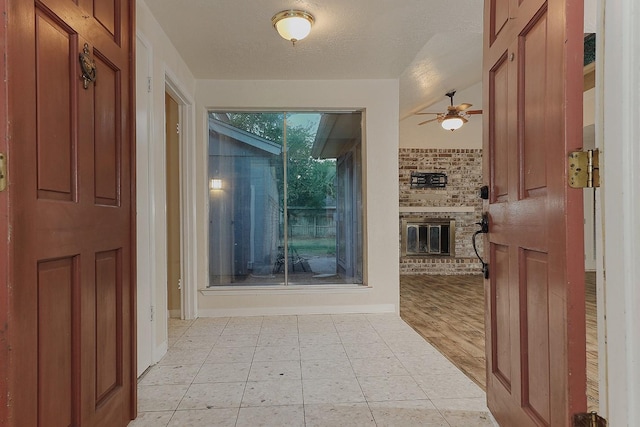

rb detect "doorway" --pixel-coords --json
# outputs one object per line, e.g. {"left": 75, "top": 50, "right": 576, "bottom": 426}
{"left": 583, "top": 61, "right": 599, "bottom": 411}
{"left": 166, "top": 92, "right": 182, "bottom": 318}
{"left": 135, "top": 64, "right": 197, "bottom": 375}
{"left": 400, "top": 33, "right": 601, "bottom": 417}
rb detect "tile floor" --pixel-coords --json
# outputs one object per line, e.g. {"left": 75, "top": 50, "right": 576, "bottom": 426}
{"left": 130, "top": 314, "right": 497, "bottom": 426}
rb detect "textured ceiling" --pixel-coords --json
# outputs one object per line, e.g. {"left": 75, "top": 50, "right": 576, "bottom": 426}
{"left": 143, "top": 0, "right": 484, "bottom": 116}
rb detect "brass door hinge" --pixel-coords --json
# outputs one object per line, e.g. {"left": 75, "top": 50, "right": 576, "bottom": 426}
{"left": 573, "top": 411, "right": 607, "bottom": 426}
{"left": 569, "top": 149, "right": 600, "bottom": 188}
{"left": 0, "top": 153, "right": 6, "bottom": 192}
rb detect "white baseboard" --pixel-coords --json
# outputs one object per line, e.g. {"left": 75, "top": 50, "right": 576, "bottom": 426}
{"left": 153, "top": 340, "right": 168, "bottom": 364}
{"left": 197, "top": 304, "right": 396, "bottom": 318}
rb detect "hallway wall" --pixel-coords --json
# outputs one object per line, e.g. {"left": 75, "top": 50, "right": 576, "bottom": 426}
{"left": 136, "top": 0, "right": 196, "bottom": 362}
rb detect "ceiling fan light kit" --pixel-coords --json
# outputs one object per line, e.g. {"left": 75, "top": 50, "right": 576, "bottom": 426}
{"left": 441, "top": 115, "right": 467, "bottom": 131}
{"left": 415, "top": 90, "right": 482, "bottom": 131}
{"left": 272, "top": 10, "right": 314, "bottom": 45}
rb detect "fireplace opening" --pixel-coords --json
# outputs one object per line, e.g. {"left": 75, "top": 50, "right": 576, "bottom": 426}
{"left": 401, "top": 218, "right": 455, "bottom": 257}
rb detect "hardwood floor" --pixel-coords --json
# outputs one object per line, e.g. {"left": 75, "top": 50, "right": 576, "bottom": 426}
{"left": 585, "top": 272, "right": 598, "bottom": 411}
{"left": 400, "top": 272, "right": 598, "bottom": 412}
{"left": 400, "top": 275, "right": 486, "bottom": 388}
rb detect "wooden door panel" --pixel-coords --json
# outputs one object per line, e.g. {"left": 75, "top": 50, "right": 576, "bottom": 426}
{"left": 488, "top": 0, "right": 511, "bottom": 45}
{"left": 489, "top": 53, "right": 510, "bottom": 201}
{"left": 95, "top": 249, "right": 121, "bottom": 404}
{"left": 491, "top": 244, "right": 512, "bottom": 389}
{"left": 93, "top": 51, "right": 121, "bottom": 206}
{"left": 489, "top": 0, "right": 550, "bottom": 49}
{"left": 522, "top": 250, "right": 551, "bottom": 424}
{"left": 521, "top": 11, "right": 548, "bottom": 193}
{"left": 38, "top": 257, "right": 76, "bottom": 426}
{"left": 93, "top": 0, "right": 118, "bottom": 38}
{"left": 35, "top": 9, "right": 76, "bottom": 201}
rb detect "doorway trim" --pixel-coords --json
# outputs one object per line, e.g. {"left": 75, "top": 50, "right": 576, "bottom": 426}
{"left": 599, "top": 0, "right": 640, "bottom": 423}
{"left": 164, "top": 69, "right": 197, "bottom": 320}
{"left": 135, "top": 30, "right": 156, "bottom": 376}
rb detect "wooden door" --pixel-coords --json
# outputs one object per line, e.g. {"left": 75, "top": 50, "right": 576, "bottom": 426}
{"left": 483, "top": 0, "right": 586, "bottom": 425}
{"left": 5, "top": 0, "right": 135, "bottom": 425}
{"left": 0, "top": 0, "right": 9, "bottom": 422}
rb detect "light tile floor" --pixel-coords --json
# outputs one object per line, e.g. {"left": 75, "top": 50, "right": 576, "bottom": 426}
{"left": 130, "top": 314, "right": 497, "bottom": 427}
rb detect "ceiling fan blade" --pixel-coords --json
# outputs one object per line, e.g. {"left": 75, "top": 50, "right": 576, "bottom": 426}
{"left": 418, "top": 117, "right": 439, "bottom": 126}
{"left": 466, "top": 109, "right": 483, "bottom": 115}
{"left": 456, "top": 103, "right": 473, "bottom": 111}
{"left": 414, "top": 112, "right": 440, "bottom": 115}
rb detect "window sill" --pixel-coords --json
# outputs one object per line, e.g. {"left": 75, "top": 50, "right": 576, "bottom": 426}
{"left": 200, "top": 284, "right": 371, "bottom": 296}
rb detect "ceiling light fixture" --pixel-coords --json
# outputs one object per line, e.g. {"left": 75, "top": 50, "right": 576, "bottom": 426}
{"left": 272, "top": 10, "right": 314, "bottom": 45}
{"left": 441, "top": 115, "right": 467, "bottom": 131}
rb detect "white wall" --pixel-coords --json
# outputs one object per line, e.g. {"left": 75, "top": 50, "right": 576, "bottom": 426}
{"left": 399, "top": 82, "right": 483, "bottom": 149}
{"left": 194, "top": 79, "right": 400, "bottom": 316}
{"left": 583, "top": 87, "right": 596, "bottom": 127}
{"left": 136, "top": 0, "right": 196, "bottom": 364}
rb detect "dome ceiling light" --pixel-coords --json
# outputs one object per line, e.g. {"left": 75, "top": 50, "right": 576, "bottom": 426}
{"left": 272, "top": 10, "right": 315, "bottom": 45}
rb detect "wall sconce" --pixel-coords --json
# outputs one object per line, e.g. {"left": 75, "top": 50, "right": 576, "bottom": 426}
{"left": 210, "top": 179, "right": 222, "bottom": 190}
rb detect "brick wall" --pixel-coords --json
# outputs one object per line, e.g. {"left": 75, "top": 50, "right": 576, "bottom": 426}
{"left": 399, "top": 148, "right": 484, "bottom": 275}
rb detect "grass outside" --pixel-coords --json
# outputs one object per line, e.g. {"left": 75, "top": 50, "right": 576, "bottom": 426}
{"left": 288, "top": 237, "right": 336, "bottom": 256}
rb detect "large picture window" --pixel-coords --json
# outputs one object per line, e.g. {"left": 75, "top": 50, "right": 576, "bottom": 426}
{"left": 207, "top": 111, "right": 363, "bottom": 286}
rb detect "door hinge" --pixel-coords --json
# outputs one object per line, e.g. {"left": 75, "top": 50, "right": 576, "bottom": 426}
{"left": 0, "top": 153, "right": 6, "bottom": 192}
{"left": 176, "top": 123, "right": 180, "bottom": 135}
{"left": 569, "top": 149, "right": 600, "bottom": 188}
{"left": 150, "top": 305, "right": 154, "bottom": 321}
{"left": 573, "top": 411, "right": 607, "bottom": 426}
{"left": 147, "top": 77, "right": 152, "bottom": 93}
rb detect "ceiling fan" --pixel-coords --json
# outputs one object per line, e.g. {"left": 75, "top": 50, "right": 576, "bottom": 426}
{"left": 415, "top": 91, "right": 483, "bottom": 131}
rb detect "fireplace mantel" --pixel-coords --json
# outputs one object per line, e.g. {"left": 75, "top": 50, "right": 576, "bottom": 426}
{"left": 399, "top": 206, "right": 475, "bottom": 213}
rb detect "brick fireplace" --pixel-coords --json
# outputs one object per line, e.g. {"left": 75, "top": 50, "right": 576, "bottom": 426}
{"left": 399, "top": 148, "right": 483, "bottom": 275}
